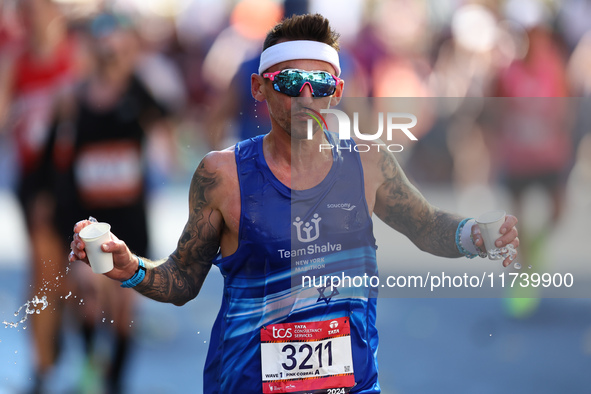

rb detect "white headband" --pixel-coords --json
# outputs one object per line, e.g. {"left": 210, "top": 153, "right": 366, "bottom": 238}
{"left": 258, "top": 40, "right": 341, "bottom": 76}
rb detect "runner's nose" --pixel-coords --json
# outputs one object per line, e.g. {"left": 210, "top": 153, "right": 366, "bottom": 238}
{"left": 298, "top": 82, "right": 314, "bottom": 98}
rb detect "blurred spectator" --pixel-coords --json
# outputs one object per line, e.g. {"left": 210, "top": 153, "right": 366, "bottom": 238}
{"left": 351, "top": 0, "right": 433, "bottom": 99}
{"left": 432, "top": 3, "right": 503, "bottom": 98}
{"left": 430, "top": 4, "right": 504, "bottom": 188}
{"left": 47, "top": 12, "right": 172, "bottom": 393}
{"left": 206, "top": 55, "right": 272, "bottom": 150}
{"left": 347, "top": 0, "right": 434, "bottom": 177}
{"left": 203, "top": 0, "right": 282, "bottom": 149}
{"left": 134, "top": 23, "right": 188, "bottom": 189}
{"left": 0, "top": 0, "right": 84, "bottom": 390}
{"left": 492, "top": 12, "right": 573, "bottom": 317}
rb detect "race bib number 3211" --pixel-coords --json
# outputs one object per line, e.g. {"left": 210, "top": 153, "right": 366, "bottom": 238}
{"left": 260, "top": 317, "right": 354, "bottom": 393}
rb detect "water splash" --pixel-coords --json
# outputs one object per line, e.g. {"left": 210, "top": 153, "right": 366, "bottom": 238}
{"left": 488, "top": 244, "right": 517, "bottom": 260}
{"left": 4, "top": 260, "right": 73, "bottom": 329}
{"left": 3, "top": 295, "right": 49, "bottom": 329}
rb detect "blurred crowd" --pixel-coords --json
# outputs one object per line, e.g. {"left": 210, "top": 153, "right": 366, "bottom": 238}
{"left": 1, "top": 0, "right": 590, "bottom": 393}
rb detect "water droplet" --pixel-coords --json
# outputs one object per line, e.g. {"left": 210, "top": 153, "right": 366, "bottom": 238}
{"left": 65, "top": 292, "right": 72, "bottom": 299}
{"left": 110, "top": 320, "right": 114, "bottom": 324}
{"left": 514, "top": 263, "right": 522, "bottom": 269}
{"left": 102, "top": 318, "right": 106, "bottom": 323}
{"left": 528, "top": 265, "right": 532, "bottom": 270}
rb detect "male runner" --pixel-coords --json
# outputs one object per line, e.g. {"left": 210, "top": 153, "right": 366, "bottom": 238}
{"left": 69, "top": 14, "right": 519, "bottom": 394}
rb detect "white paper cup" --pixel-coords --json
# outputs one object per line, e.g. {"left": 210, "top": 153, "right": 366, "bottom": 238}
{"left": 476, "top": 210, "right": 506, "bottom": 260}
{"left": 79, "top": 222, "right": 114, "bottom": 274}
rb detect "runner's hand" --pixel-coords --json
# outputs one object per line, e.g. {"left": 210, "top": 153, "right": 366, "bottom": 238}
{"left": 69, "top": 219, "right": 139, "bottom": 282}
{"left": 471, "top": 215, "right": 519, "bottom": 267}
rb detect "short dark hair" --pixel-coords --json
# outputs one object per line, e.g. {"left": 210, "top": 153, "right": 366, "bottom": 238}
{"left": 263, "top": 13, "right": 340, "bottom": 52}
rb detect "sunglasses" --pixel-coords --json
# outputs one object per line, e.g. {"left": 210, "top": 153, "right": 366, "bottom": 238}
{"left": 262, "top": 69, "right": 341, "bottom": 98}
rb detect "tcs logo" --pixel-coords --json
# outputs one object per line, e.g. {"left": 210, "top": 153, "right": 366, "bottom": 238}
{"left": 328, "top": 320, "right": 339, "bottom": 335}
{"left": 272, "top": 327, "right": 292, "bottom": 339}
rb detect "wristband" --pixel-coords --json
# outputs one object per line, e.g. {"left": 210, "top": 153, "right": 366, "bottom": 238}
{"left": 120, "top": 256, "right": 146, "bottom": 288}
{"left": 455, "top": 218, "right": 479, "bottom": 259}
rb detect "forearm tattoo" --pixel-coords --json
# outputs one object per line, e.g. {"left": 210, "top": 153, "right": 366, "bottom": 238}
{"left": 135, "top": 161, "right": 221, "bottom": 305}
{"left": 376, "top": 150, "right": 462, "bottom": 257}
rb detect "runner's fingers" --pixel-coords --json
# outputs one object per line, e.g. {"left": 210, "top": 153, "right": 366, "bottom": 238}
{"left": 501, "top": 237, "right": 519, "bottom": 267}
{"left": 501, "top": 214, "right": 518, "bottom": 232}
{"left": 495, "top": 226, "right": 519, "bottom": 247}
{"left": 471, "top": 224, "right": 484, "bottom": 248}
{"left": 73, "top": 233, "right": 86, "bottom": 251}
{"left": 73, "top": 219, "right": 92, "bottom": 233}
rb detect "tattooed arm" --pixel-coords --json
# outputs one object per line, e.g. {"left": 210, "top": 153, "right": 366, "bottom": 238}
{"left": 362, "top": 142, "right": 518, "bottom": 264}
{"left": 70, "top": 151, "right": 231, "bottom": 305}
{"left": 133, "top": 154, "right": 224, "bottom": 305}
{"left": 369, "top": 148, "right": 464, "bottom": 258}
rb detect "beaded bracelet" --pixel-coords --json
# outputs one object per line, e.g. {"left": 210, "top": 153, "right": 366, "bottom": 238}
{"left": 455, "top": 218, "right": 479, "bottom": 259}
{"left": 120, "top": 256, "right": 146, "bottom": 288}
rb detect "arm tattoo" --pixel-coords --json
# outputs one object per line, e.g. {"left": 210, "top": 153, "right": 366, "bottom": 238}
{"left": 135, "top": 161, "right": 221, "bottom": 305}
{"left": 375, "top": 150, "right": 463, "bottom": 258}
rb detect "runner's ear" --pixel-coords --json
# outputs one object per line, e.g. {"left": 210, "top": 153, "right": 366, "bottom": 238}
{"left": 251, "top": 73, "right": 266, "bottom": 102}
{"left": 330, "top": 79, "right": 345, "bottom": 107}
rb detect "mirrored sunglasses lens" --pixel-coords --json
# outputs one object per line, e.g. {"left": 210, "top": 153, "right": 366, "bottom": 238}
{"left": 309, "top": 73, "right": 336, "bottom": 97}
{"left": 275, "top": 70, "right": 336, "bottom": 97}
{"left": 275, "top": 70, "right": 304, "bottom": 96}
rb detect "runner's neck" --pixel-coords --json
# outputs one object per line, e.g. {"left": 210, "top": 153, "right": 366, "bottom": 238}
{"left": 263, "top": 131, "right": 332, "bottom": 190}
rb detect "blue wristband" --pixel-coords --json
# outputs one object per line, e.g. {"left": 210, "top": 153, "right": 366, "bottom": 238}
{"left": 120, "top": 256, "right": 146, "bottom": 288}
{"left": 455, "top": 218, "right": 478, "bottom": 259}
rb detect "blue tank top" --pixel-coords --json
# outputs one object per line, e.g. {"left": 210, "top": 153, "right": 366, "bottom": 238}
{"left": 203, "top": 132, "right": 380, "bottom": 393}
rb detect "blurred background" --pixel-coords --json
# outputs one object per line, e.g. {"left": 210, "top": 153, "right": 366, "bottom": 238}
{"left": 1, "top": 0, "right": 590, "bottom": 393}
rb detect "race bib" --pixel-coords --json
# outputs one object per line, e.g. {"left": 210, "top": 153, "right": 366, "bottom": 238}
{"left": 261, "top": 317, "right": 355, "bottom": 393}
{"left": 74, "top": 141, "right": 142, "bottom": 207}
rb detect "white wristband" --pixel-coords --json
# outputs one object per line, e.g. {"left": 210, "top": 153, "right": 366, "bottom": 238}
{"left": 460, "top": 218, "right": 479, "bottom": 255}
